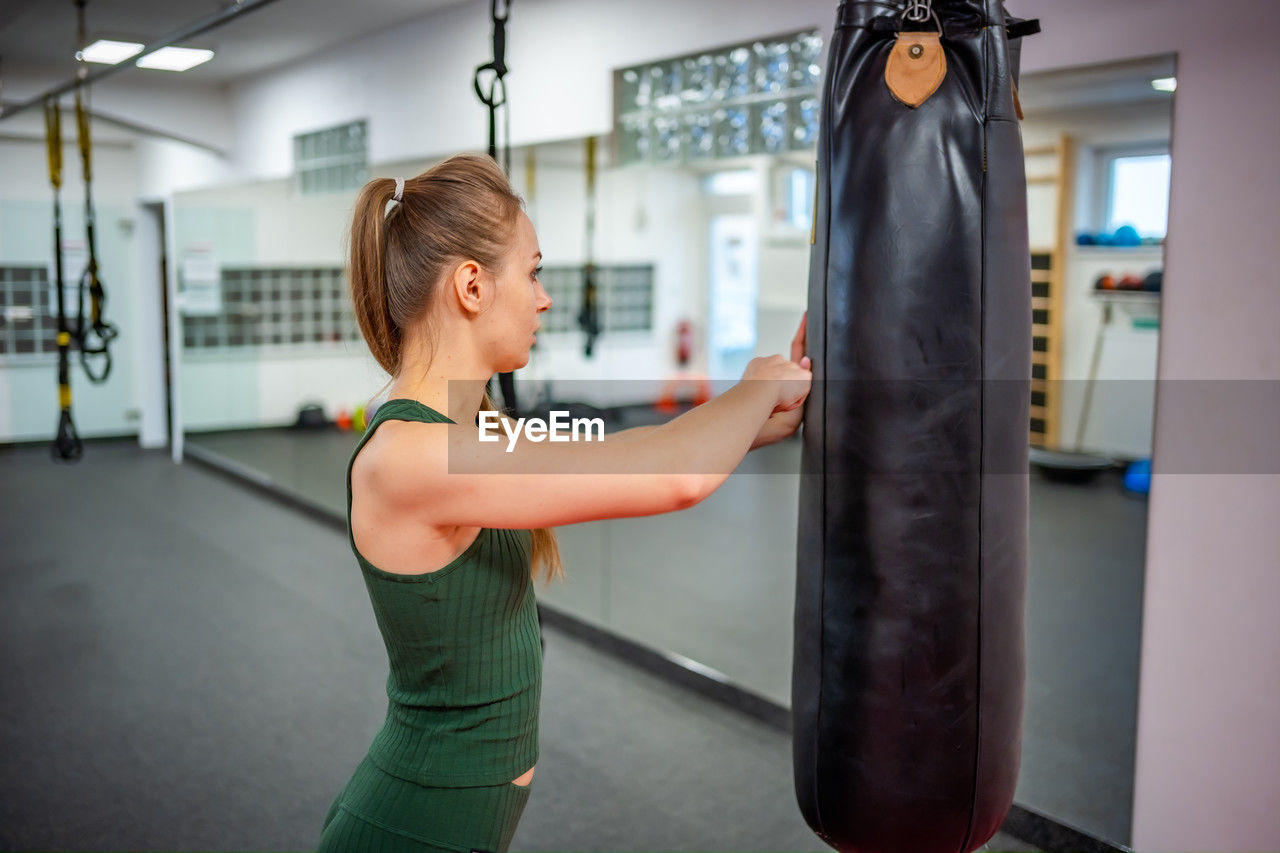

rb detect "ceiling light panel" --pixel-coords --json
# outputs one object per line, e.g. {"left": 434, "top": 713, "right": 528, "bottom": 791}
{"left": 78, "top": 39, "right": 145, "bottom": 64}
{"left": 136, "top": 47, "right": 215, "bottom": 72}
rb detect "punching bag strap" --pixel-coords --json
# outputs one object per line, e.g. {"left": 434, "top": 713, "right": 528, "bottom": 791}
{"left": 885, "top": 3, "right": 945, "bottom": 108}
{"left": 1005, "top": 18, "right": 1041, "bottom": 40}
{"left": 861, "top": 9, "right": 1040, "bottom": 41}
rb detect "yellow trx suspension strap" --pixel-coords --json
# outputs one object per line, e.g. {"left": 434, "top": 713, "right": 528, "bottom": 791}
{"left": 46, "top": 96, "right": 83, "bottom": 462}
{"left": 576, "top": 135, "right": 600, "bottom": 358}
{"left": 72, "top": 81, "right": 118, "bottom": 384}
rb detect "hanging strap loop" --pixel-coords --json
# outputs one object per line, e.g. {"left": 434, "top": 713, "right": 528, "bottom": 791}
{"left": 577, "top": 136, "right": 601, "bottom": 358}
{"left": 45, "top": 95, "right": 83, "bottom": 462}
{"left": 473, "top": 0, "right": 510, "bottom": 163}
{"left": 474, "top": 0, "right": 519, "bottom": 415}
{"left": 72, "top": 80, "right": 117, "bottom": 383}
{"left": 902, "top": 0, "right": 932, "bottom": 24}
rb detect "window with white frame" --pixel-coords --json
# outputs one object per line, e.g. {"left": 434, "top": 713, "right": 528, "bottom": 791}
{"left": 1091, "top": 143, "right": 1171, "bottom": 240}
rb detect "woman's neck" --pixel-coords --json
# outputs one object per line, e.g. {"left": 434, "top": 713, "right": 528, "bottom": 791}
{"left": 387, "top": 375, "right": 488, "bottom": 425}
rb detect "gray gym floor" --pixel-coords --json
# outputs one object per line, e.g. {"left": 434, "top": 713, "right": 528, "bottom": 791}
{"left": 4, "top": 431, "right": 1133, "bottom": 850}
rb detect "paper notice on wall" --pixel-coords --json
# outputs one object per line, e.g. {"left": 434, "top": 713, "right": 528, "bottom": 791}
{"left": 179, "top": 244, "right": 222, "bottom": 316}
{"left": 47, "top": 239, "right": 88, "bottom": 318}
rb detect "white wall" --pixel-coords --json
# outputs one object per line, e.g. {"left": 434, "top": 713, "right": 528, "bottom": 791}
{"left": 1009, "top": 1, "right": 1280, "bottom": 850}
{"left": 3, "top": 68, "right": 233, "bottom": 155}
{"left": 135, "top": 138, "right": 239, "bottom": 201}
{"left": 226, "top": 0, "right": 832, "bottom": 179}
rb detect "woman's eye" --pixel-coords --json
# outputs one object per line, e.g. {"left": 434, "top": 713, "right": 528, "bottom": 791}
{"left": 532, "top": 266, "right": 543, "bottom": 280}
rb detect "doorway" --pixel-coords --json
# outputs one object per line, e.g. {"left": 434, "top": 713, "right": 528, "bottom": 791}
{"left": 707, "top": 211, "right": 758, "bottom": 380}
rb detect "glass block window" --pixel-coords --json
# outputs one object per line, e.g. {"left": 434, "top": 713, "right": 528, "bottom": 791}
{"left": 537, "top": 264, "right": 654, "bottom": 334}
{"left": 0, "top": 264, "right": 72, "bottom": 360}
{"left": 294, "top": 120, "right": 368, "bottom": 195}
{"left": 615, "top": 30, "right": 823, "bottom": 166}
{"left": 180, "top": 266, "right": 360, "bottom": 350}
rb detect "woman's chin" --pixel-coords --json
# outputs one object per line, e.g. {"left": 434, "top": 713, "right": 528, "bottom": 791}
{"left": 499, "top": 352, "right": 531, "bottom": 372}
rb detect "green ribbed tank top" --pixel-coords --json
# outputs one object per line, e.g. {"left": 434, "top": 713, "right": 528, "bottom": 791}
{"left": 345, "top": 398, "right": 541, "bottom": 788}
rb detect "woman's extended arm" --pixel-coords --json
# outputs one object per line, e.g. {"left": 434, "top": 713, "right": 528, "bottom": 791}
{"left": 605, "top": 313, "right": 809, "bottom": 454}
{"left": 602, "top": 424, "right": 659, "bottom": 443}
{"left": 487, "top": 418, "right": 657, "bottom": 447}
{"left": 376, "top": 356, "right": 808, "bottom": 530}
{"left": 641, "top": 380, "right": 777, "bottom": 500}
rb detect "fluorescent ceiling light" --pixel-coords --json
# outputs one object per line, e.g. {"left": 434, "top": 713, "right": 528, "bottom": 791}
{"left": 78, "top": 39, "right": 144, "bottom": 64}
{"left": 1151, "top": 77, "right": 1177, "bottom": 92}
{"left": 136, "top": 46, "right": 214, "bottom": 72}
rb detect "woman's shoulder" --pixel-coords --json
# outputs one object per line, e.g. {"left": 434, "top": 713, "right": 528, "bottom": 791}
{"left": 354, "top": 418, "right": 450, "bottom": 499}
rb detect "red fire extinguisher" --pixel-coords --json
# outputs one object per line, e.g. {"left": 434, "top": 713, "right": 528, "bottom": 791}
{"left": 675, "top": 319, "right": 694, "bottom": 367}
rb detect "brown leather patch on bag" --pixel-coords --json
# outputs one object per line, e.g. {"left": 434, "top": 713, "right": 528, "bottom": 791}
{"left": 885, "top": 31, "right": 946, "bottom": 108}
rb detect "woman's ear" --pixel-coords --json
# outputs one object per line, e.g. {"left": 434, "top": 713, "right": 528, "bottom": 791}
{"left": 451, "top": 260, "right": 486, "bottom": 314}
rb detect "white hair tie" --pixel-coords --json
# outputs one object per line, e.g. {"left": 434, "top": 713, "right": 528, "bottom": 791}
{"left": 393, "top": 177, "right": 405, "bottom": 202}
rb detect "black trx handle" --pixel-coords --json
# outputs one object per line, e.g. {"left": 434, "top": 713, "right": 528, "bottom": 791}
{"left": 473, "top": 0, "right": 510, "bottom": 166}
{"left": 577, "top": 136, "right": 600, "bottom": 358}
{"left": 475, "top": 0, "right": 519, "bottom": 416}
{"left": 73, "top": 81, "right": 118, "bottom": 384}
{"left": 46, "top": 95, "right": 83, "bottom": 463}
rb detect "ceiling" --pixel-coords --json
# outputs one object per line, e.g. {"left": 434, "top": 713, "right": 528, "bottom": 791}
{"left": 0, "top": 0, "right": 470, "bottom": 86}
{"left": 1, "top": 1, "right": 1176, "bottom": 104}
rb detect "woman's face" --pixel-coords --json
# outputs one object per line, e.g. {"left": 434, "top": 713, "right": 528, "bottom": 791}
{"left": 488, "top": 210, "right": 552, "bottom": 372}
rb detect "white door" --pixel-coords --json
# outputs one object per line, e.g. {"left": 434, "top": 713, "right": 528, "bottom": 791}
{"left": 707, "top": 213, "right": 758, "bottom": 380}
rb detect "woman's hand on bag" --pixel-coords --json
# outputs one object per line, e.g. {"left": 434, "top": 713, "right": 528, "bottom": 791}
{"left": 749, "top": 312, "right": 810, "bottom": 450}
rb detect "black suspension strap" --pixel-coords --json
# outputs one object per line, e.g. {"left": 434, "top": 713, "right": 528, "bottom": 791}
{"left": 46, "top": 95, "right": 83, "bottom": 462}
{"left": 577, "top": 135, "right": 600, "bottom": 358}
{"left": 473, "top": 0, "right": 511, "bottom": 174}
{"left": 475, "top": 0, "right": 519, "bottom": 416}
{"left": 72, "top": 0, "right": 118, "bottom": 385}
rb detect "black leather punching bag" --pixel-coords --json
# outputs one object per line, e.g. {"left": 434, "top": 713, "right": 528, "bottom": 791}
{"left": 793, "top": 3, "right": 1039, "bottom": 852}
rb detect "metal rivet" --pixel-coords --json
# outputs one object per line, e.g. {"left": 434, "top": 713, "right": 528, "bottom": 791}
{"left": 909, "top": 44, "right": 924, "bottom": 58}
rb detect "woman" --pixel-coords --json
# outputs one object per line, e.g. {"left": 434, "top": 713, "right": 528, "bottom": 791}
{"left": 318, "top": 152, "right": 811, "bottom": 853}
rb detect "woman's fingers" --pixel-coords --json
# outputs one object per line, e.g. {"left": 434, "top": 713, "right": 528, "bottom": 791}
{"left": 791, "top": 311, "right": 808, "bottom": 363}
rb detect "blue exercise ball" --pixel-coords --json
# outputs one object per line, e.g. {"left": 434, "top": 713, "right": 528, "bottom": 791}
{"left": 1112, "top": 224, "right": 1142, "bottom": 246}
{"left": 1124, "top": 458, "right": 1151, "bottom": 494}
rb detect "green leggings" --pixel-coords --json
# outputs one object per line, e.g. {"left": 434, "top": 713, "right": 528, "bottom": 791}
{"left": 318, "top": 755, "right": 531, "bottom": 853}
